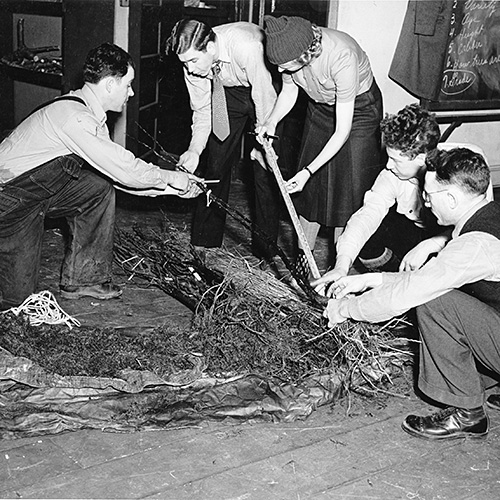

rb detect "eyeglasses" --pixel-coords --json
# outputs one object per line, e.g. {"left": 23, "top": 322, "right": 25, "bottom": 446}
{"left": 422, "top": 188, "right": 449, "bottom": 203}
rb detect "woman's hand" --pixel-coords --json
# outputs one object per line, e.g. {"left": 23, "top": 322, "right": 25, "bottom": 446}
{"left": 323, "top": 298, "right": 349, "bottom": 327}
{"left": 254, "top": 122, "right": 277, "bottom": 146}
{"left": 285, "top": 169, "right": 311, "bottom": 194}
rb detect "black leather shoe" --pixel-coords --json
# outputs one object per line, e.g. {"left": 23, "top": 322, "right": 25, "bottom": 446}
{"left": 401, "top": 407, "right": 488, "bottom": 441}
{"left": 60, "top": 283, "right": 122, "bottom": 300}
{"left": 486, "top": 394, "right": 500, "bottom": 411}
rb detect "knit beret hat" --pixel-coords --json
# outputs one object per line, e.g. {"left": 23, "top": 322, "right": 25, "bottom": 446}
{"left": 264, "top": 15, "right": 314, "bottom": 65}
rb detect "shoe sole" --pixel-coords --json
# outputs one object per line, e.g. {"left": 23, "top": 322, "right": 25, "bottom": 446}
{"left": 401, "top": 421, "right": 488, "bottom": 441}
{"left": 60, "top": 290, "right": 123, "bottom": 300}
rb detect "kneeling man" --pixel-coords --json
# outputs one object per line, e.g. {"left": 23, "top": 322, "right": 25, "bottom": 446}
{"left": 323, "top": 147, "right": 500, "bottom": 440}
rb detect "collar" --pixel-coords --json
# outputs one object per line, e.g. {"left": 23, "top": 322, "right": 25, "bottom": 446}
{"left": 452, "top": 197, "right": 490, "bottom": 238}
{"left": 74, "top": 84, "right": 107, "bottom": 125}
{"left": 211, "top": 60, "right": 223, "bottom": 78}
{"left": 215, "top": 32, "right": 229, "bottom": 65}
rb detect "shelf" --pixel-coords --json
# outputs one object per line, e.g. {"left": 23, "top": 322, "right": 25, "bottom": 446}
{"left": 0, "top": 62, "right": 62, "bottom": 89}
{"left": 0, "top": 0, "right": 63, "bottom": 17}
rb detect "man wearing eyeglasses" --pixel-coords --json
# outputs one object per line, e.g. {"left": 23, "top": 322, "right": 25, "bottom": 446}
{"left": 323, "top": 147, "right": 500, "bottom": 441}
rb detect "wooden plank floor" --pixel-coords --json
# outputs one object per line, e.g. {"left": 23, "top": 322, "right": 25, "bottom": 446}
{"left": 1, "top": 393, "right": 499, "bottom": 499}
{"left": 1, "top": 183, "right": 500, "bottom": 499}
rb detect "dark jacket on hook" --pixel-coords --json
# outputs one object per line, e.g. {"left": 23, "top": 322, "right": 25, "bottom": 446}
{"left": 389, "top": 0, "right": 454, "bottom": 100}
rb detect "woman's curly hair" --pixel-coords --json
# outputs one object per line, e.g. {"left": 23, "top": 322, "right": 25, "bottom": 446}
{"left": 381, "top": 104, "right": 441, "bottom": 158}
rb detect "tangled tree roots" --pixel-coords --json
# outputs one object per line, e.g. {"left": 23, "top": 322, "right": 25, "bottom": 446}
{"left": 114, "top": 220, "right": 417, "bottom": 391}
{"left": 0, "top": 219, "right": 419, "bottom": 438}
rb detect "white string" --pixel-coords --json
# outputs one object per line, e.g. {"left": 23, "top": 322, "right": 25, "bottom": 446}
{"left": 3, "top": 290, "right": 81, "bottom": 329}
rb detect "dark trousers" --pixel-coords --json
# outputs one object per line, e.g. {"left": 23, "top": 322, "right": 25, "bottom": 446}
{"left": 191, "top": 86, "right": 280, "bottom": 259}
{"left": 0, "top": 154, "right": 115, "bottom": 309}
{"left": 416, "top": 290, "right": 500, "bottom": 409}
{"left": 359, "top": 208, "right": 437, "bottom": 262}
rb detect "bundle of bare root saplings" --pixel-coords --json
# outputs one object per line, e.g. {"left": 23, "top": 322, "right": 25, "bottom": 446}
{"left": 113, "top": 220, "right": 416, "bottom": 390}
{"left": 0, "top": 218, "right": 417, "bottom": 439}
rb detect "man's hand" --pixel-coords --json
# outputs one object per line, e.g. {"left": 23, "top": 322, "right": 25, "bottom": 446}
{"left": 327, "top": 273, "right": 383, "bottom": 299}
{"left": 399, "top": 236, "right": 447, "bottom": 271}
{"left": 323, "top": 298, "right": 349, "bottom": 327}
{"left": 161, "top": 170, "right": 202, "bottom": 198}
{"left": 250, "top": 147, "right": 269, "bottom": 171}
{"left": 177, "top": 150, "right": 200, "bottom": 173}
{"left": 177, "top": 173, "right": 203, "bottom": 198}
{"left": 311, "top": 266, "right": 348, "bottom": 296}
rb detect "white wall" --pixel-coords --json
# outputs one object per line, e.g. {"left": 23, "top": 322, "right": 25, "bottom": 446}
{"left": 334, "top": 0, "right": 500, "bottom": 186}
{"left": 334, "top": 0, "right": 414, "bottom": 114}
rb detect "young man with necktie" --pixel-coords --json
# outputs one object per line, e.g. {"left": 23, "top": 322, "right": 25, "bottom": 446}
{"left": 167, "top": 19, "right": 282, "bottom": 268}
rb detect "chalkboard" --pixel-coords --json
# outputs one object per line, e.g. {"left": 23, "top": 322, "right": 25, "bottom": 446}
{"left": 426, "top": 0, "right": 500, "bottom": 111}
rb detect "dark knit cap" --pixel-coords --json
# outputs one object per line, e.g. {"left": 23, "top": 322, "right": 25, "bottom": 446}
{"left": 264, "top": 15, "right": 314, "bottom": 65}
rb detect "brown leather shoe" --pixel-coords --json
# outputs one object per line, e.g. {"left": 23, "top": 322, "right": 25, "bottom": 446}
{"left": 401, "top": 407, "right": 488, "bottom": 441}
{"left": 486, "top": 394, "right": 500, "bottom": 411}
{"left": 60, "top": 283, "right": 122, "bottom": 300}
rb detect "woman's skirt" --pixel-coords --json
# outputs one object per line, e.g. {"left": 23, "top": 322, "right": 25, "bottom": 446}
{"left": 293, "top": 80, "right": 384, "bottom": 227}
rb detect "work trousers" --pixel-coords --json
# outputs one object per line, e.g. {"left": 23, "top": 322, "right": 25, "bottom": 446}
{"left": 0, "top": 154, "right": 115, "bottom": 309}
{"left": 191, "top": 86, "right": 280, "bottom": 259}
{"left": 416, "top": 290, "right": 500, "bottom": 409}
{"left": 359, "top": 207, "right": 439, "bottom": 262}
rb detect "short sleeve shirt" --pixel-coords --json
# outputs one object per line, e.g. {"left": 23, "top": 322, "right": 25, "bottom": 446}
{"left": 287, "top": 27, "right": 373, "bottom": 105}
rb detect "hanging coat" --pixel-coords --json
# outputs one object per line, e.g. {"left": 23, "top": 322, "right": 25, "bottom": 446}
{"left": 389, "top": 0, "right": 453, "bottom": 100}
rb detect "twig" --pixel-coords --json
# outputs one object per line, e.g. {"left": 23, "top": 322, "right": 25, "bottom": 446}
{"left": 304, "top": 327, "right": 336, "bottom": 344}
{"left": 130, "top": 124, "right": 324, "bottom": 307}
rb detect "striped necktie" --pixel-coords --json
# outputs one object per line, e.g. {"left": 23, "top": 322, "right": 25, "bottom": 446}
{"left": 211, "top": 62, "right": 230, "bottom": 141}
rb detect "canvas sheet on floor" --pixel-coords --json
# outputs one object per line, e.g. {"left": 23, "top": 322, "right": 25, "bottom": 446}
{"left": 0, "top": 348, "right": 344, "bottom": 439}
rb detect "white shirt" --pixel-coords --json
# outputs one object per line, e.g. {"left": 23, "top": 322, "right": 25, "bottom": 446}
{"left": 336, "top": 143, "right": 493, "bottom": 265}
{"left": 0, "top": 84, "right": 178, "bottom": 196}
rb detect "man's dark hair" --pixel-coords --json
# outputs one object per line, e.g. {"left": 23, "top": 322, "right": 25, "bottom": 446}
{"left": 83, "top": 42, "right": 134, "bottom": 84}
{"left": 165, "top": 19, "right": 215, "bottom": 55}
{"left": 425, "top": 147, "right": 490, "bottom": 195}
{"left": 381, "top": 104, "right": 441, "bottom": 158}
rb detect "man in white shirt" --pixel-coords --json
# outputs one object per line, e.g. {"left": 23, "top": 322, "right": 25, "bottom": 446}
{"left": 0, "top": 43, "right": 200, "bottom": 310}
{"left": 313, "top": 104, "right": 491, "bottom": 294}
{"left": 166, "top": 19, "right": 281, "bottom": 266}
{"left": 323, "top": 147, "right": 500, "bottom": 440}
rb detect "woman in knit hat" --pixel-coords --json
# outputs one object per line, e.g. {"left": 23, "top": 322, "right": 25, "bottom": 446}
{"left": 259, "top": 15, "right": 384, "bottom": 278}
